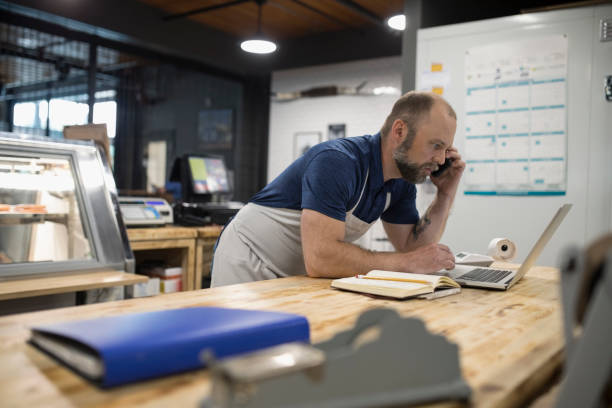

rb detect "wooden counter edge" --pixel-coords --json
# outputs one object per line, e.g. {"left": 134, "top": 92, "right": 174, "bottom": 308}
{"left": 127, "top": 227, "right": 197, "bottom": 241}
{"left": 0, "top": 270, "right": 148, "bottom": 300}
{"left": 195, "top": 225, "right": 223, "bottom": 239}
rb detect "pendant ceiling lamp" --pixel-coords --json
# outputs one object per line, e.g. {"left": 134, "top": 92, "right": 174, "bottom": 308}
{"left": 240, "top": 0, "right": 277, "bottom": 54}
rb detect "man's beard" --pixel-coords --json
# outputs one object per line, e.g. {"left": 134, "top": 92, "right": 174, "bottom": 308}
{"left": 393, "top": 149, "right": 436, "bottom": 184}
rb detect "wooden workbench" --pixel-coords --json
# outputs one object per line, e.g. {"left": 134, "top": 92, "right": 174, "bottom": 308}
{"left": 0, "top": 263, "right": 563, "bottom": 408}
{"left": 127, "top": 226, "right": 222, "bottom": 291}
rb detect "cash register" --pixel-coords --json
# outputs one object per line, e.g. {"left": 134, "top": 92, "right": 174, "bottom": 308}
{"left": 118, "top": 196, "right": 173, "bottom": 227}
{"left": 167, "top": 154, "right": 243, "bottom": 226}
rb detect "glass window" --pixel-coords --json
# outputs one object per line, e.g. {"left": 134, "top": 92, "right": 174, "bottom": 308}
{"left": 13, "top": 100, "right": 49, "bottom": 129}
{"left": 38, "top": 101, "right": 49, "bottom": 127}
{"left": 13, "top": 102, "right": 36, "bottom": 128}
{"left": 93, "top": 101, "right": 117, "bottom": 138}
{"left": 12, "top": 96, "right": 117, "bottom": 163}
{"left": 49, "top": 99, "right": 89, "bottom": 132}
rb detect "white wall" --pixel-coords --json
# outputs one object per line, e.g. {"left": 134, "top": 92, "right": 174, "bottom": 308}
{"left": 416, "top": 5, "right": 612, "bottom": 266}
{"left": 269, "top": 57, "right": 401, "bottom": 180}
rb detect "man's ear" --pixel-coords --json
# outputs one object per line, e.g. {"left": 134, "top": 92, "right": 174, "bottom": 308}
{"left": 390, "top": 119, "right": 405, "bottom": 146}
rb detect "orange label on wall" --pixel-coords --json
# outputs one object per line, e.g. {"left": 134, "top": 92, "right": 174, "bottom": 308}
{"left": 431, "top": 63, "right": 443, "bottom": 72}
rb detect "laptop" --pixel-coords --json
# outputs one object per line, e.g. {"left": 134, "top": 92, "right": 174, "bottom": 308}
{"left": 443, "top": 203, "right": 572, "bottom": 290}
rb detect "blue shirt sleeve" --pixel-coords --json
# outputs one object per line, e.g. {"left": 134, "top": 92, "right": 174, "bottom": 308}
{"left": 300, "top": 150, "right": 360, "bottom": 222}
{"left": 381, "top": 182, "right": 419, "bottom": 224}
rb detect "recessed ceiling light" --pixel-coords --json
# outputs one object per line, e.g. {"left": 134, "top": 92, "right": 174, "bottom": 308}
{"left": 240, "top": 39, "right": 277, "bottom": 54}
{"left": 387, "top": 14, "right": 406, "bottom": 31}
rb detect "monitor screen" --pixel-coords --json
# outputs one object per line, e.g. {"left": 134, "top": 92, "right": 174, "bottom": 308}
{"left": 187, "top": 156, "right": 230, "bottom": 194}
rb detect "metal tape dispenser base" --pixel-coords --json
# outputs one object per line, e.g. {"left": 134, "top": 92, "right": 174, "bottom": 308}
{"left": 201, "top": 308, "right": 471, "bottom": 408}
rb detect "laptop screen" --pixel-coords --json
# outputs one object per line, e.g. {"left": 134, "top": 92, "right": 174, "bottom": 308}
{"left": 508, "top": 203, "right": 572, "bottom": 287}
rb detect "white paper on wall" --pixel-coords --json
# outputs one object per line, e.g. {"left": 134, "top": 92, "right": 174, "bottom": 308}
{"left": 463, "top": 35, "right": 568, "bottom": 196}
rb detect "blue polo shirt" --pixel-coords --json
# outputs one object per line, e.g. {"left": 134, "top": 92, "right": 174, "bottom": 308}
{"left": 251, "top": 133, "right": 419, "bottom": 225}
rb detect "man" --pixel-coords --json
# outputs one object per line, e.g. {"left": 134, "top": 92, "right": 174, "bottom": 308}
{"left": 211, "top": 91, "right": 465, "bottom": 287}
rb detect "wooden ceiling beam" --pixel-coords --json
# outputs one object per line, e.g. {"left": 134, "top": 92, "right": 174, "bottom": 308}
{"left": 331, "top": 0, "right": 384, "bottom": 26}
{"left": 289, "top": 0, "right": 355, "bottom": 30}
{"left": 163, "top": 0, "right": 252, "bottom": 21}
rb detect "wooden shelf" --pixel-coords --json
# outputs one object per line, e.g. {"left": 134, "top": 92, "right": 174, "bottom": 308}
{"left": 0, "top": 212, "right": 68, "bottom": 225}
{"left": 0, "top": 270, "right": 147, "bottom": 300}
{"left": 127, "top": 226, "right": 222, "bottom": 291}
{"left": 128, "top": 226, "right": 199, "bottom": 291}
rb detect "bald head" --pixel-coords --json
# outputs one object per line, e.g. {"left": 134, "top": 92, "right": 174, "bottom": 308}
{"left": 380, "top": 91, "right": 456, "bottom": 146}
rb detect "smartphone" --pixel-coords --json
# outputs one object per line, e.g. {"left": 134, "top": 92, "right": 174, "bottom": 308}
{"left": 431, "top": 158, "right": 453, "bottom": 177}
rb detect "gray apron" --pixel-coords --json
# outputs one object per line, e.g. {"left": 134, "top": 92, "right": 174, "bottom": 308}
{"left": 344, "top": 169, "right": 391, "bottom": 242}
{"left": 211, "top": 168, "right": 389, "bottom": 286}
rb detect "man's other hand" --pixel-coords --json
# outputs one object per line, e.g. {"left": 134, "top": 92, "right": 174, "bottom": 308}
{"left": 402, "top": 243, "right": 455, "bottom": 273}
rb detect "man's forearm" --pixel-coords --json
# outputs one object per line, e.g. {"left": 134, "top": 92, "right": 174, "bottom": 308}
{"left": 301, "top": 208, "right": 457, "bottom": 278}
{"left": 405, "top": 193, "right": 454, "bottom": 250}
{"left": 305, "top": 239, "right": 414, "bottom": 278}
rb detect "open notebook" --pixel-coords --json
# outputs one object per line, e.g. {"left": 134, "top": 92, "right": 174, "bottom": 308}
{"left": 331, "top": 270, "right": 460, "bottom": 299}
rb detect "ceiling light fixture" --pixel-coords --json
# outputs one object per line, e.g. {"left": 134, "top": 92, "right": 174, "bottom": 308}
{"left": 387, "top": 14, "right": 406, "bottom": 31}
{"left": 240, "top": 0, "right": 277, "bottom": 54}
{"left": 373, "top": 86, "right": 400, "bottom": 96}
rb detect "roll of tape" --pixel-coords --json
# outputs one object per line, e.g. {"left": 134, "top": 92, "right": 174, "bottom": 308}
{"left": 487, "top": 238, "right": 516, "bottom": 261}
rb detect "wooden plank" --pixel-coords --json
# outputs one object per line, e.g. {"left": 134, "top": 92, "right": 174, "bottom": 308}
{"left": 127, "top": 226, "right": 197, "bottom": 242}
{"left": 0, "top": 265, "right": 563, "bottom": 407}
{"left": 195, "top": 226, "right": 221, "bottom": 288}
{"left": 529, "top": 382, "right": 561, "bottom": 408}
{"left": 0, "top": 270, "right": 147, "bottom": 300}
{"left": 195, "top": 240, "right": 205, "bottom": 290}
{"left": 129, "top": 238, "right": 194, "bottom": 251}
{"left": 195, "top": 225, "right": 222, "bottom": 239}
{"left": 195, "top": 238, "right": 216, "bottom": 289}
{"left": 183, "top": 240, "right": 196, "bottom": 291}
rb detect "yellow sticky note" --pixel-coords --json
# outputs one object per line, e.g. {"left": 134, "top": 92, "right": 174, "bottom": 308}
{"left": 431, "top": 63, "right": 443, "bottom": 72}
{"left": 432, "top": 87, "right": 444, "bottom": 95}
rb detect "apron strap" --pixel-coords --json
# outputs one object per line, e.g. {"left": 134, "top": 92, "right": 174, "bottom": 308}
{"left": 348, "top": 168, "right": 370, "bottom": 214}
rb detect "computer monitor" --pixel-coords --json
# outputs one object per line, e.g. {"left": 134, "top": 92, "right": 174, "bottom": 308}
{"left": 168, "top": 155, "right": 232, "bottom": 203}
{"left": 187, "top": 156, "right": 230, "bottom": 195}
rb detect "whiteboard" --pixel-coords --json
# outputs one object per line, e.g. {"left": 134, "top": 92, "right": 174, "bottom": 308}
{"left": 415, "top": 5, "right": 612, "bottom": 267}
{"left": 463, "top": 35, "right": 568, "bottom": 195}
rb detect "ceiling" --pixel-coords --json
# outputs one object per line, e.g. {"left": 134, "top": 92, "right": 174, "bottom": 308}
{"left": 137, "top": 0, "right": 404, "bottom": 40}
{"left": 0, "top": 0, "right": 605, "bottom": 91}
{"left": 0, "top": 0, "right": 405, "bottom": 92}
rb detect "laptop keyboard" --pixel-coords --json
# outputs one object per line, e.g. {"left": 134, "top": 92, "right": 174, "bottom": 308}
{"left": 459, "top": 268, "right": 513, "bottom": 283}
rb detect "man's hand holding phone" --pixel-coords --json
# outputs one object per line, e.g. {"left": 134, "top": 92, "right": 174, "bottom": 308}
{"left": 431, "top": 157, "right": 453, "bottom": 177}
{"left": 430, "top": 147, "right": 465, "bottom": 198}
